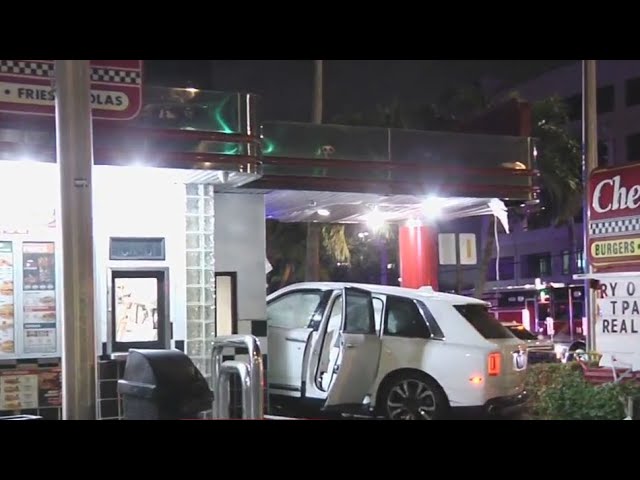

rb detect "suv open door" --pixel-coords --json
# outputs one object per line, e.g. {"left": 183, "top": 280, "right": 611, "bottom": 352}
{"left": 323, "top": 286, "right": 381, "bottom": 410}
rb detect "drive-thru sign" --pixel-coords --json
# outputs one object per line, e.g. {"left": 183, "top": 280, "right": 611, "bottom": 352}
{"left": 585, "top": 164, "right": 640, "bottom": 370}
{"left": 0, "top": 60, "right": 142, "bottom": 120}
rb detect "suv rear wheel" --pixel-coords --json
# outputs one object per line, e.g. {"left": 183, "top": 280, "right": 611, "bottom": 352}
{"left": 377, "top": 372, "right": 449, "bottom": 420}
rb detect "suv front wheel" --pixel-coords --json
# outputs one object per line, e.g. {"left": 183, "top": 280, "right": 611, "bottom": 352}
{"left": 377, "top": 372, "right": 449, "bottom": 420}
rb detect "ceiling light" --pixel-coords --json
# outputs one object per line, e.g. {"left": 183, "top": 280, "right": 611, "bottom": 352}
{"left": 364, "top": 206, "right": 385, "bottom": 231}
{"left": 422, "top": 196, "right": 445, "bottom": 220}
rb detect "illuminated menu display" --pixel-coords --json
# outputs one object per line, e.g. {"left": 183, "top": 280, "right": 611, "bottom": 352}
{"left": 0, "top": 242, "right": 14, "bottom": 355}
{"left": 22, "top": 243, "right": 57, "bottom": 354}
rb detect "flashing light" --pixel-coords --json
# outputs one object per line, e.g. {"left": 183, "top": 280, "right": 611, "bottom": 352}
{"left": 539, "top": 287, "right": 551, "bottom": 303}
{"left": 470, "top": 376, "right": 483, "bottom": 385}
{"left": 521, "top": 308, "right": 531, "bottom": 332}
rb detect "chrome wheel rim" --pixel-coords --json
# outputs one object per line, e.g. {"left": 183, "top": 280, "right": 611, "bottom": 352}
{"left": 386, "top": 379, "right": 437, "bottom": 420}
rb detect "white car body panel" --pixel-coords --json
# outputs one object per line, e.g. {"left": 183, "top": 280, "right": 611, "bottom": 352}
{"left": 266, "top": 282, "right": 527, "bottom": 411}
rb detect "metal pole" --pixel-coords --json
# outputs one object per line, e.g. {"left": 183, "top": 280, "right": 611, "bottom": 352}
{"left": 54, "top": 60, "right": 97, "bottom": 420}
{"left": 582, "top": 60, "right": 598, "bottom": 352}
{"left": 211, "top": 335, "right": 264, "bottom": 419}
{"left": 305, "top": 60, "right": 324, "bottom": 282}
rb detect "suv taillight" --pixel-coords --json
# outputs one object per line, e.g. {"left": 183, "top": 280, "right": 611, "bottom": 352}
{"left": 488, "top": 352, "right": 502, "bottom": 376}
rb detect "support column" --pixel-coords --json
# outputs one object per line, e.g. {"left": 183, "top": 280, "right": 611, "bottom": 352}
{"left": 398, "top": 225, "right": 438, "bottom": 290}
{"left": 185, "top": 184, "right": 216, "bottom": 381}
{"left": 582, "top": 60, "right": 598, "bottom": 352}
{"left": 55, "top": 60, "right": 97, "bottom": 420}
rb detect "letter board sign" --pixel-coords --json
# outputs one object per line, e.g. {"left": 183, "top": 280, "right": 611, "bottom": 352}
{"left": 596, "top": 277, "right": 640, "bottom": 370}
{"left": 589, "top": 164, "right": 640, "bottom": 272}
{"left": 0, "top": 60, "right": 142, "bottom": 121}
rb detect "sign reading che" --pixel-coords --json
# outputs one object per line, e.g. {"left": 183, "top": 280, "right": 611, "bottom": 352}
{"left": 588, "top": 164, "right": 640, "bottom": 272}
{"left": 0, "top": 60, "right": 142, "bottom": 121}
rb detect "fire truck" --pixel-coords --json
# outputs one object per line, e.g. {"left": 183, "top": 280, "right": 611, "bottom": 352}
{"left": 483, "top": 281, "right": 586, "bottom": 342}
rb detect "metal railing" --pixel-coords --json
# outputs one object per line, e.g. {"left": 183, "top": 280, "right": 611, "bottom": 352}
{"left": 210, "top": 334, "right": 264, "bottom": 419}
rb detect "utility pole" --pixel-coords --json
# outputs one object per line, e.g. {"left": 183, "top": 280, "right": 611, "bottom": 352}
{"left": 582, "top": 60, "right": 598, "bottom": 352}
{"left": 305, "top": 60, "right": 323, "bottom": 281}
{"left": 55, "top": 60, "right": 97, "bottom": 419}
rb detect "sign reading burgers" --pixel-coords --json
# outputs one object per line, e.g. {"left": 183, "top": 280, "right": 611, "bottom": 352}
{"left": 589, "top": 164, "right": 640, "bottom": 272}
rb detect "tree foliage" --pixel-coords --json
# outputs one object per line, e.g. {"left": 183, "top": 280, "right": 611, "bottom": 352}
{"left": 268, "top": 80, "right": 582, "bottom": 295}
{"left": 530, "top": 95, "right": 583, "bottom": 225}
{"left": 331, "top": 82, "right": 582, "bottom": 297}
{"left": 322, "top": 224, "right": 350, "bottom": 263}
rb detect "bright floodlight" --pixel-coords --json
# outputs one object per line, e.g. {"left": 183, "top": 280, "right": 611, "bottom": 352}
{"left": 317, "top": 208, "right": 330, "bottom": 216}
{"left": 421, "top": 196, "right": 445, "bottom": 220}
{"left": 365, "top": 207, "right": 385, "bottom": 231}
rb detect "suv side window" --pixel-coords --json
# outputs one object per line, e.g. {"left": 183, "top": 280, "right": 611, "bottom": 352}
{"left": 372, "top": 297, "right": 384, "bottom": 333}
{"left": 267, "top": 290, "right": 325, "bottom": 329}
{"left": 383, "top": 296, "right": 431, "bottom": 339}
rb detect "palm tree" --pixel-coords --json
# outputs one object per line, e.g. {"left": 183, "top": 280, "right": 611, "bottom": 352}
{"left": 473, "top": 94, "right": 582, "bottom": 297}
{"left": 330, "top": 84, "right": 582, "bottom": 297}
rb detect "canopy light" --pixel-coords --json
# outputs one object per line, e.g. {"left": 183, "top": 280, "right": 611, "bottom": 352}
{"left": 421, "top": 196, "right": 445, "bottom": 220}
{"left": 364, "top": 207, "right": 385, "bottom": 232}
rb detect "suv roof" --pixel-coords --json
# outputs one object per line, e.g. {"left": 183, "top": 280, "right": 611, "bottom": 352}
{"left": 270, "top": 282, "right": 489, "bottom": 306}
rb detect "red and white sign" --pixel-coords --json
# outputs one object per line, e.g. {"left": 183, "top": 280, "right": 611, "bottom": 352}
{"left": 0, "top": 60, "right": 142, "bottom": 121}
{"left": 588, "top": 164, "right": 640, "bottom": 271}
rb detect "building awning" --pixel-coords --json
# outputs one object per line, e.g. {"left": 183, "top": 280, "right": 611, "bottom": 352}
{"left": 573, "top": 272, "right": 640, "bottom": 281}
{"left": 258, "top": 189, "right": 509, "bottom": 224}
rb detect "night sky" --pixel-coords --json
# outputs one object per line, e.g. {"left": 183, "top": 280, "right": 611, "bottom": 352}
{"left": 144, "top": 60, "right": 573, "bottom": 122}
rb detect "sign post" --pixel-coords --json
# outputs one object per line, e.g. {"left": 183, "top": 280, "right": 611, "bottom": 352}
{"left": 582, "top": 60, "right": 599, "bottom": 352}
{"left": 55, "top": 60, "right": 97, "bottom": 420}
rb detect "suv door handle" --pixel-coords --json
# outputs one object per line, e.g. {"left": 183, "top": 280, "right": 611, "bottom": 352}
{"left": 344, "top": 343, "right": 356, "bottom": 349}
{"left": 285, "top": 336, "right": 306, "bottom": 343}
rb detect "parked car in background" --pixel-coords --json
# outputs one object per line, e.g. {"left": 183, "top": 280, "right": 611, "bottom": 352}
{"left": 267, "top": 282, "right": 528, "bottom": 420}
{"left": 552, "top": 323, "right": 587, "bottom": 362}
{"left": 503, "top": 322, "right": 556, "bottom": 364}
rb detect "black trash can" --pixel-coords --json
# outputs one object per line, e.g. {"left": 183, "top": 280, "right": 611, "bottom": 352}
{"left": 117, "top": 349, "right": 213, "bottom": 420}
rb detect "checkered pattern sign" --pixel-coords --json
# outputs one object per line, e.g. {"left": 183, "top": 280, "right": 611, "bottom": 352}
{"left": 91, "top": 68, "right": 141, "bottom": 85}
{"left": 0, "top": 60, "right": 53, "bottom": 78}
{"left": 0, "top": 59, "right": 142, "bottom": 120}
{"left": 589, "top": 217, "right": 640, "bottom": 236}
{"left": 0, "top": 60, "right": 141, "bottom": 85}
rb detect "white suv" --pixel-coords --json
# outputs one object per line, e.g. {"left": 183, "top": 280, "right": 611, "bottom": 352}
{"left": 267, "top": 282, "right": 528, "bottom": 419}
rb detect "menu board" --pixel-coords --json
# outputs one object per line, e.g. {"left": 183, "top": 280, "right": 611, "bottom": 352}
{"left": 38, "top": 368, "right": 62, "bottom": 407}
{"left": 0, "top": 371, "right": 38, "bottom": 410}
{"left": 0, "top": 242, "right": 15, "bottom": 355}
{"left": 22, "top": 243, "right": 57, "bottom": 354}
{"left": 22, "top": 242, "right": 55, "bottom": 290}
{"left": 0, "top": 368, "right": 61, "bottom": 411}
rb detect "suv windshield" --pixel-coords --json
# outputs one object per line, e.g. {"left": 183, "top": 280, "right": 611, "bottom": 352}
{"left": 506, "top": 325, "right": 538, "bottom": 341}
{"left": 454, "top": 304, "right": 515, "bottom": 339}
